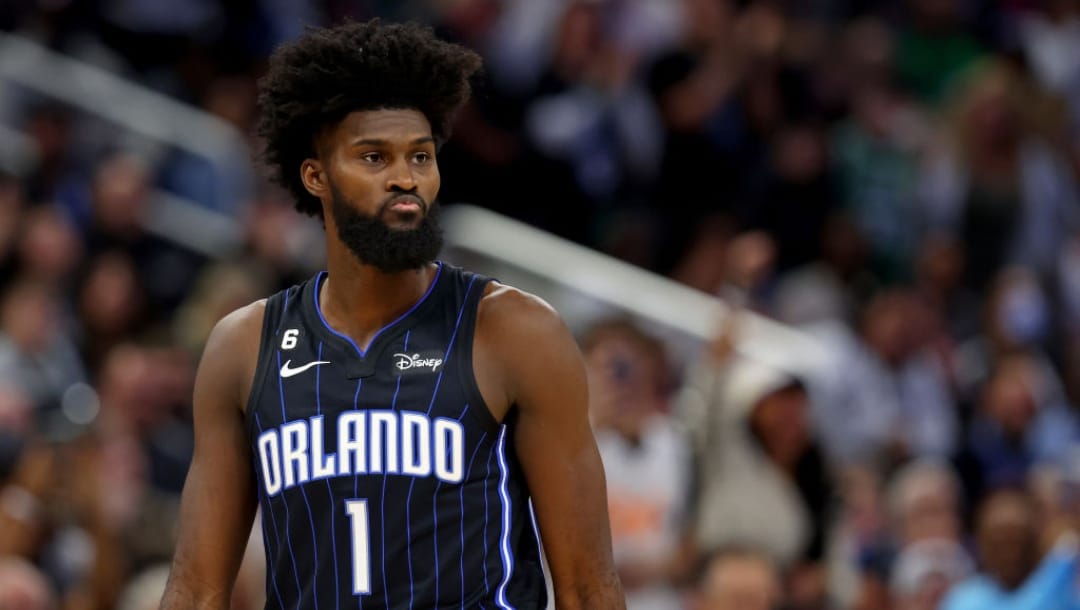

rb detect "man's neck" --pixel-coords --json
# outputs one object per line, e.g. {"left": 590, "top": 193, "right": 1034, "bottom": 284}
{"left": 320, "top": 248, "right": 438, "bottom": 352}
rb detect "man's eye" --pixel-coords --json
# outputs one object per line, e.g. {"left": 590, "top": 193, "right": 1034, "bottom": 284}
{"left": 414, "top": 152, "right": 431, "bottom": 164}
{"left": 362, "top": 152, "right": 382, "bottom": 163}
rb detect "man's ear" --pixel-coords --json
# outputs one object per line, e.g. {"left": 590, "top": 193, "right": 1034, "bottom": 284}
{"left": 301, "top": 158, "right": 327, "bottom": 198}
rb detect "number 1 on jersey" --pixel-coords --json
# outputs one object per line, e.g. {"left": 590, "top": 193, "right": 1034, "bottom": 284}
{"left": 344, "top": 499, "right": 371, "bottom": 595}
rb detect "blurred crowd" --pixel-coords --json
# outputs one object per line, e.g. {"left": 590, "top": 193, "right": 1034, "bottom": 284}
{"left": 2, "top": 0, "right": 1080, "bottom": 609}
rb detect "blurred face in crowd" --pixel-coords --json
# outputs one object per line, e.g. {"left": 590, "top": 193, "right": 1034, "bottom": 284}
{"left": 0, "top": 280, "right": 58, "bottom": 354}
{"left": 584, "top": 326, "right": 664, "bottom": 439}
{"left": 304, "top": 109, "right": 443, "bottom": 273}
{"left": 99, "top": 344, "right": 161, "bottom": 430}
{"left": 92, "top": 154, "right": 150, "bottom": 236}
{"left": 896, "top": 477, "right": 960, "bottom": 545}
{"left": 79, "top": 251, "right": 144, "bottom": 337}
{"left": 696, "top": 552, "right": 782, "bottom": 610}
{"left": 554, "top": 3, "right": 603, "bottom": 75}
{"left": 16, "top": 206, "right": 81, "bottom": 282}
{"left": 750, "top": 384, "right": 810, "bottom": 470}
{"left": 916, "top": 234, "right": 965, "bottom": 297}
{"left": 982, "top": 356, "right": 1039, "bottom": 440}
{"left": 976, "top": 491, "right": 1039, "bottom": 591}
{"left": 862, "top": 292, "right": 918, "bottom": 367}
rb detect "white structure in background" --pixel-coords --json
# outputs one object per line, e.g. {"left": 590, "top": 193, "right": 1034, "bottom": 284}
{"left": 442, "top": 204, "right": 827, "bottom": 378}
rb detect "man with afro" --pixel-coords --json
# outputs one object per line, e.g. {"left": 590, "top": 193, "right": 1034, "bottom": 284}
{"left": 160, "top": 19, "right": 624, "bottom": 610}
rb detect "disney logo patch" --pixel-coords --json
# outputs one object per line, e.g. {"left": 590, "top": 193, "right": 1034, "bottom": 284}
{"left": 392, "top": 351, "right": 444, "bottom": 375}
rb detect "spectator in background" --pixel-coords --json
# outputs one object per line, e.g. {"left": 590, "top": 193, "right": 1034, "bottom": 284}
{"left": 889, "top": 537, "right": 973, "bottom": 610}
{"left": 0, "top": 276, "right": 85, "bottom": 413}
{"left": 84, "top": 153, "right": 204, "bottom": 313}
{"left": 13, "top": 205, "right": 83, "bottom": 288}
{"left": 94, "top": 344, "right": 192, "bottom": 494}
{"left": 885, "top": 460, "right": 973, "bottom": 609}
{"left": 520, "top": 0, "right": 663, "bottom": 245}
{"left": 75, "top": 251, "right": 148, "bottom": 375}
{"left": 953, "top": 267, "right": 1062, "bottom": 403}
{"left": 887, "top": 459, "right": 965, "bottom": 547}
{"left": 171, "top": 261, "right": 271, "bottom": 354}
{"left": 645, "top": 0, "right": 743, "bottom": 273}
{"left": 918, "top": 60, "right": 1079, "bottom": 294}
{"left": 830, "top": 17, "right": 931, "bottom": 281}
{"left": 583, "top": 319, "right": 690, "bottom": 610}
{"left": 241, "top": 189, "right": 326, "bottom": 291}
{"left": 829, "top": 458, "right": 970, "bottom": 610}
{"left": 942, "top": 488, "right": 1080, "bottom": 610}
{"left": 914, "top": 233, "right": 980, "bottom": 344}
{"left": 679, "top": 350, "right": 834, "bottom": 607}
{"left": 816, "top": 289, "right": 957, "bottom": 466}
{"left": 691, "top": 547, "right": 783, "bottom": 610}
{"left": 826, "top": 465, "right": 891, "bottom": 609}
{"left": 955, "top": 352, "right": 1080, "bottom": 503}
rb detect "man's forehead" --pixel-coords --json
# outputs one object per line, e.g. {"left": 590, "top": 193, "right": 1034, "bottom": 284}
{"left": 336, "top": 108, "right": 433, "bottom": 141}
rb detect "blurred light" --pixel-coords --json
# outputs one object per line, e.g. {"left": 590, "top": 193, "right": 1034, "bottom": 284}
{"left": 61, "top": 382, "right": 100, "bottom": 426}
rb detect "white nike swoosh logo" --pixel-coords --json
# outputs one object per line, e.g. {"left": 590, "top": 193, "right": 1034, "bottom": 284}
{"left": 280, "top": 359, "right": 331, "bottom": 378}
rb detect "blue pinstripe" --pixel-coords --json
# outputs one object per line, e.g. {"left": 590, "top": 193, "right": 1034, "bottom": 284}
{"left": 277, "top": 350, "right": 319, "bottom": 610}
{"left": 254, "top": 412, "right": 286, "bottom": 610}
{"left": 385, "top": 329, "right": 410, "bottom": 608}
{"left": 460, "top": 419, "right": 488, "bottom": 609}
{"left": 482, "top": 447, "right": 494, "bottom": 595}
{"left": 315, "top": 342, "right": 340, "bottom": 610}
{"left": 406, "top": 277, "right": 478, "bottom": 610}
{"left": 432, "top": 402, "right": 471, "bottom": 605}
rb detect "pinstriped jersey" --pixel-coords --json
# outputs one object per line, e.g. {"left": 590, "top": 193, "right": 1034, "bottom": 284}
{"left": 245, "top": 262, "right": 547, "bottom": 609}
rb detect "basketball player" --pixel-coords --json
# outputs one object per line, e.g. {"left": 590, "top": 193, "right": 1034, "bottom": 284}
{"left": 160, "top": 19, "right": 623, "bottom": 610}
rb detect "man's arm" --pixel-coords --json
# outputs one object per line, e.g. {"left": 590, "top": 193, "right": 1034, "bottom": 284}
{"left": 160, "top": 301, "right": 265, "bottom": 609}
{"left": 476, "top": 286, "right": 624, "bottom": 610}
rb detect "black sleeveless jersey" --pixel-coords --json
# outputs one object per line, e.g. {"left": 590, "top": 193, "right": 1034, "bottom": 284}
{"left": 244, "top": 262, "right": 547, "bottom": 610}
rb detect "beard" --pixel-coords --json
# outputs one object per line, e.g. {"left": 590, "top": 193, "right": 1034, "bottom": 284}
{"left": 329, "top": 184, "right": 444, "bottom": 273}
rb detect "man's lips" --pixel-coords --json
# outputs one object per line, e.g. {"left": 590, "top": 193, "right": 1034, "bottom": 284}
{"left": 386, "top": 196, "right": 424, "bottom": 213}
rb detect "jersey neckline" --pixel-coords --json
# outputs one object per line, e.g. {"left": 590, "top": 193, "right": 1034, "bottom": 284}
{"left": 306, "top": 261, "right": 446, "bottom": 362}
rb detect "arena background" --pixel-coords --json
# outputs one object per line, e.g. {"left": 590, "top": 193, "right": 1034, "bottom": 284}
{"left": 2, "top": 1, "right": 1080, "bottom": 609}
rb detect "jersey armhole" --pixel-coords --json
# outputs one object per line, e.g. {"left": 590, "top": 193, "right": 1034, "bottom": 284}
{"left": 243, "top": 292, "right": 284, "bottom": 443}
{"left": 456, "top": 278, "right": 501, "bottom": 434}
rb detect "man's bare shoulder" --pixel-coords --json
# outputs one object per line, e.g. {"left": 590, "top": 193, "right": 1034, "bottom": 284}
{"left": 477, "top": 281, "right": 562, "bottom": 332}
{"left": 474, "top": 281, "right": 581, "bottom": 417}
{"left": 476, "top": 282, "right": 579, "bottom": 369}
{"left": 198, "top": 299, "right": 268, "bottom": 411}
{"left": 205, "top": 299, "right": 268, "bottom": 354}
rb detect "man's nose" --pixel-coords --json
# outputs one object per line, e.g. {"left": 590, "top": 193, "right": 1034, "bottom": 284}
{"left": 386, "top": 158, "right": 417, "bottom": 192}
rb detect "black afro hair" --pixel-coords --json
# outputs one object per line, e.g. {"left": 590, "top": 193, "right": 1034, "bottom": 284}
{"left": 256, "top": 19, "right": 483, "bottom": 217}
